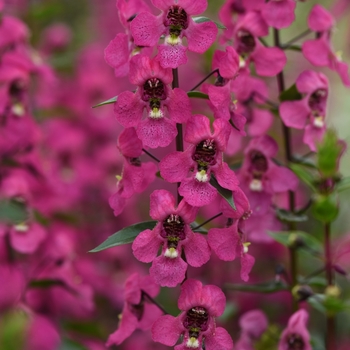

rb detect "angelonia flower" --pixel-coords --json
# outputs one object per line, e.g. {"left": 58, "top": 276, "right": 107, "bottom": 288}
{"left": 106, "top": 273, "right": 162, "bottom": 346}
{"left": 130, "top": 0, "right": 218, "bottom": 68}
{"left": 160, "top": 115, "right": 239, "bottom": 206}
{"left": 278, "top": 309, "right": 312, "bottom": 350}
{"left": 132, "top": 190, "right": 210, "bottom": 287}
{"left": 113, "top": 54, "right": 191, "bottom": 148}
{"left": 280, "top": 70, "right": 329, "bottom": 151}
{"left": 152, "top": 279, "right": 233, "bottom": 349}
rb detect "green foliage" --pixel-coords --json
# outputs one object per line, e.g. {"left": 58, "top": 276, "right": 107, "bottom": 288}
{"left": 279, "top": 84, "right": 303, "bottom": 102}
{"left": 317, "top": 129, "right": 343, "bottom": 178}
{"left": 59, "top": 339, "right": 87, "bottom": 350}
{"left": 336, "top": 176, "right": 350, "bottom": 193}
{"left": 311, "top": 194, "right": 339, "bottom": 223}
{"left": 90, "top": 221, "right": 157, "bottom": 252}
{"left": 255, "top": 325, "right": 281, "bottom": 350}
{"left": 187, "top": 91, "right": 209, "bottom": 99}
{"left": 275, "top": 208, "right": 308, "bottom": 223}
{"left": 0, "top": 311, "right": 29, "bottom": 350}
{"left": 209, "top": 175, "right": 236, "bottom": 210}
{"left": 0, "top": 200, "right": 28, "bottom": 224}
{"left": 268, "top": 231, "right": 322, "bottom": 252}
{"left": 92, "top": 96, "right": 117, "bottom": 108}
{"left": 225, "top": 281, "right": 288, "bottom": 293}
{"left": 192, "top": 16, "right": 226, "bottom": 29}
{"left": 289, "top": 163, "right": 316, "bottom": 191}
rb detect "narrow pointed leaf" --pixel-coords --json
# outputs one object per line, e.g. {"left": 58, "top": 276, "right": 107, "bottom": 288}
{"left": 192, "top": 16, "right": 226, "bottom": 29}
{"left": 187, "top": 91, "right": 209, "bottom": 99}
{"left": 92, "top": 96, "right": 117, "bottom": 108}
{"left": 209, "top": 175, "right": 236, "bottom": 210}
{"left": 89, "top": 221, "right": 157, "bottom": 252}
{"left": 0, "top": 200, "right": 28, "bottom": 224}
{"left": 289, "top": 163, "right": 316, "bottom": 191}
{"left": 279, "top": 83, "right": 303, "bottom": 101}
{"left": 276, "top": 208, "right": 308, "bottom": 223}
{"left": 337, "top": 176, "right": 350, "bottom": 193}
{"left": 225, "top": 281, "right": 288, "bottom": 293}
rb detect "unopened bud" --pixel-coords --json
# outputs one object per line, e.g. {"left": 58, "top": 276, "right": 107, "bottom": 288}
{"left": 292, "top": 285, "right": 314, "bottom": 302}
{"left": 288, "top": 233, "right": 305, "bottom": 249}
{"left": 325, "top": 285, "right": 341, "bottom": 298}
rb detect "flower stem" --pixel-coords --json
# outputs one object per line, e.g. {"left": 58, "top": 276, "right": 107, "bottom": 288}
{"left": 325, "top": 222, "right": 336, "bottom": 350}
{"left": 172, "top": 68, "right": 183, "bottom": 204}
{"left": 142, "top": 148, "right": 160, "bottom": 163}
{"left": 192, "top": 212, "right": 223, "bottom": 230}
{"left": 189, "top": 69, "right": 218, "bottom": 91}
{"left": 142, "top": 291, "right": 168, "bottom": 315}
{"left": 273, "top": 28, "right": 298, "bottom": 312}
{"left": 282, "top": 29, "right": 312, "bottom": 49}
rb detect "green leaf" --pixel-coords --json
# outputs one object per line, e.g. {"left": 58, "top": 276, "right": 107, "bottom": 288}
{"left": 275, "top": 208, "right": 308, "bottom": 223}
{"left": 336, "top": 176, "right": 350, "bottom": 193}
{"left": 267, "top": 231, "right": 322, "bottom": 251}
{"left": 187, "top": 91, "right": 209, "bottom": 99}
{"left": 317, "top": 129, "right": 343, "bottom": 178}
{"left": 292, "top": 154, "right": 317, "bottom": 168}
{"left": 279, "top": 83, "right": 303, "bottom": 102}
{"left": 192, "top": 16, "right": 226, "bottom": 29}
{"left": 29, "top": 279, "right": 67, "bottom": 289}
{"left": 308, "top": 294, "right": 348, "bottom": 316}
{"left": 284, "top": 45, "right": 302, "bottom": 52}
{"left": 311, "top": 194, "right": 339, "bottom": 223}
{"left": 59, "top": 339, "right": 87, "bottom": 350}
{"left": 225, "top": 281, "right": 288, "bottom": 293}
{"left": 92, "top": 96, "right": 117, "bottom": 108}
{"left": 209, "top": 175, "right": 236, "bottom": 210}
{"left": 255, "top": 325, "right": 281, "bottom": 350}
{"left": 0, "top": 200, "right": 28, "bottom": 224}
{"left": 89, "top": 221, "right": 157, "bottom": 252}
{"left": 289, "top": 163, "right": 316, "bottom": 191}
{"left": 302, "top": 276, "right": 327, "bottom": 289}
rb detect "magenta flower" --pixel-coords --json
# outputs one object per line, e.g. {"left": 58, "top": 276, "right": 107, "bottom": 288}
{"left": 160, "top": 115, "right": 239, "bottom": 207}
{"left": 104, "top": 0, "right": 152, "bottom": 77}
{"left": 279, "top": 70, "right": 328, "bottom": 151}
{"left": 261, "top": 0, "right": 296, "bottom": 29}
{"left": 152, "top": 279, "right": 233, "bottom": 349}
{"left": 114, "top": 55, "right": 191, "bottom": 148}
{"left": 278, "top": 309, "right": 311, "bottom": 350}
{"left": 106, "top": 273, "right": 162, "bottom": 347}
{"left": 302, "top": 4, "right": 350, "bottom": 87}
{"left": 109, "top": 128, "right": 157, "bottom": 216}
{"left": 130, "top": 0, "right": 218, "bottom": 68}
{"left": 132, "top": 190, "right": 210, "bottom": 287}
{"left": 233, "top": 11, "right": 286, "bottom": 76}
{"left": 239, "top": 135, "right": 298, "bottom": 195}
{"left": 208, "top": 188, "right": 255, "bottom": 282}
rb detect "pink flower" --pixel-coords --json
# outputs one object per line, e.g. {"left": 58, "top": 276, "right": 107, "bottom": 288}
{"left": 152, "top": 279, "right": 233, "bottom": 349}
{"left": 106, "top": 273, "right": 162, "bottom": 346}
{"left": 233, "top": 11, "right": 287, "bottom": 76}
{"left": 239, "top": 135, "right": 298, "bottom": 196}
{"left": 208, "top": 188, "right": 255, "bottom": 281}
{"left": 278, "top": 309, "right": 312, "bottom": 350}
{"left": 113, "top": 55, "right": 191, "bottom": 148}
{"left": 109, "top": 128, "right": 157, "bottom": 216}
{"left": 160, "top": 115, "right": 239, "bottom": 207}
{"left": 104, "top": 0, "right": 152, "bottom": 77}
{"left": 132, "top": 190, "right": 210, "bottom": 287}
{"left": 302, "top": 5, "right": 350, "bottom": 87}
{"left": 261, "top": 0, "right": 296, "bottom": 29}
{"left": 279, "top": 70, "right": 328, "bottom": 151}
{"left": 130, "top": 0, "right": 218, "bottom": 68}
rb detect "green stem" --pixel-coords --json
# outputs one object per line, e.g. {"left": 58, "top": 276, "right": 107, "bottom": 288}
{"left": 189, "top": 69, "right": 218, "bottom": 91}
{"left": 192, "top": 212, "right": 223, "bottom": 230}
{"left": 142, "top": 291, "right": 168, "bottom": 315}
{"left": 142, "top": 148, "right": 160, "bottom": 163}
{"left": 273, "top": 28, "right": 298, "bottom": 312}
{"left": 325, "top": 222, "right": 336, "bottom": 350}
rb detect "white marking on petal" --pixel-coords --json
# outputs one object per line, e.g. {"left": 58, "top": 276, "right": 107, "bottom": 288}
{"left": 186, "top": 337, "right": 199, "bottom": 348}
{"left": 165, "top": 35, "right": 182, "bottom": 46}
{"left": 164, "top": 247, "right": 178, "bottom": 258}
{"left": 14, "top": 223, "right": 29, "bottom": 232}
{"left": 249, "top": 179, "right": 263, "bottom": 192}
{"left": 149, "top": 108, "right": 163, "bottom": 119}
{"left": 12, "top": 104, "right": 25, "bottom": 117}
{"left": 239, "top": 56, "right": 246, "bottom": 68}
{"left": 313, "top": 116, "right": 325, "bottom": 128}
{"left": 195, "top": 170, "right": 209, "bottom": 182}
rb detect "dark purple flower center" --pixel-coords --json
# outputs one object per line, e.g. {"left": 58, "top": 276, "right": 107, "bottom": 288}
{"left": 249, "top": 150, "right": 268, "bottom": 179}
{"left": 165, "top": 6, "right": 188, "bottom": 36}
{"left": 286, "top": 333, "right": 305, "bottom": 350}
{"left": 192, "top": 139, "right": 217, "bottom": 171}
{"left": 161, "top": 214, "right": 185, "bottom": 249}
{"left": 128, "top": 301, "right": 144, "bottom": 321}
{"left": 128, "top": 157, "right": 141, "bottom": 167}
{"left": 236, "top": 29, "right": 256, "bottom": 55}
{"left": 308, "top": 88, "right": 327, "bottom": 114}
{"left": 142, "top": 78, "right": 167, "bottom": 110}
{"left": 183, "top": 306, "right": 209, "bottom": 338}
